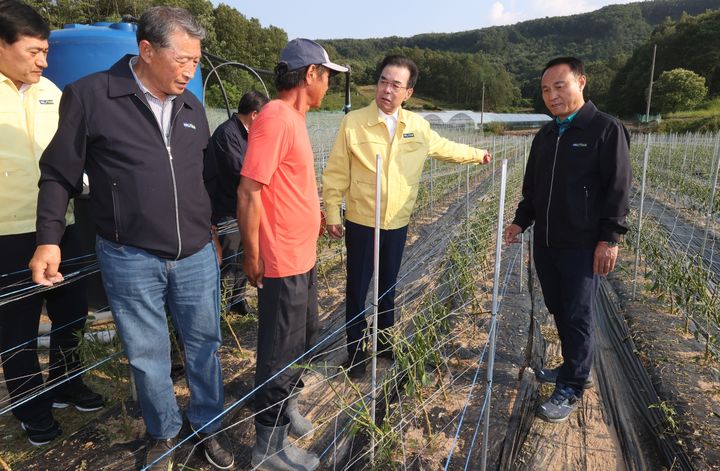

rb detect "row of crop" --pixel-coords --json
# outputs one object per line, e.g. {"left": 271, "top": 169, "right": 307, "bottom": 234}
{"left": 332, "top": 154, "right": 526, "bottom": 469}
{"left": 630, "top": 134, "right": 720, "bottom": 216}
{"left": 628, "top": 216, "right": 719, "bottom": 359}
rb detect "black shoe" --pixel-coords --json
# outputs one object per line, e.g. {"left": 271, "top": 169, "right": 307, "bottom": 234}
{"left": 536, "top": 366, "right": 594, "bottom": 389}
{"left": 144, "top": 436, "right": 176, "bottom": 470}
{"left": 21, "top": 419, "right": 62, "bottom": 446}
{"left": 53, "top": 383, "right": 105, "bottom": 412}
{"left": 341, "top": 350, "right": 367, "bottom": 379}
{"left": 196, "top": 430, "right": 235, "bottom": 469}
{"left": 236, "top": 298, "right": 251, "bottom": 315}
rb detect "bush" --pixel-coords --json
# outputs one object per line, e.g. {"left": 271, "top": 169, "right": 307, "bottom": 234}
{"left": 653, "top": 68, "right": 708, "bottom": 114}
{"left": 658, "top": 115, "right": 720, "bottom": 133}
{"left": 485, "top": 122, "right": 507, "bottom": 134}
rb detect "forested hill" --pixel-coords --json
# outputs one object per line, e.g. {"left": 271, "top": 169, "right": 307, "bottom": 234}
{"left": 609, "top": 9, "right": 720, "bottom": 115}
{"left": 323, "top": 0, "right": 720, "bottom": 103}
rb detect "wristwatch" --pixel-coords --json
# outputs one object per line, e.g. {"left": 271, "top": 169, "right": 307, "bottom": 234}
{"left": 604, "top": 241, "right": 619, "bottom": 247}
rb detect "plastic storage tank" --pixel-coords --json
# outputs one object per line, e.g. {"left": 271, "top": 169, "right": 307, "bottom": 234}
{"left": 44, "top": 21, "right": 203, "bottom": 100}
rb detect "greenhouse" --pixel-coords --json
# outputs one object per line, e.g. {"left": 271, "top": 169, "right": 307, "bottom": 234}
{"left": 419, "top": 110, "right": 552, "bottom": 130}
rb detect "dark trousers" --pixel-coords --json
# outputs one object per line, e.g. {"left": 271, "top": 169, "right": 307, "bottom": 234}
{"left": 0, "top": 225, "right": 88, "bottom": 424}
{"left": 254, "top": 266, "right": 318, "bottom": 427}
{"left": 345, "top": 221, "right": 408, "bottom": 355}
{"left": 217, "top": 216, "right": 247, "bottom": 308}
{"left": 533, "top": 243, "right": 598, "bottom": 394}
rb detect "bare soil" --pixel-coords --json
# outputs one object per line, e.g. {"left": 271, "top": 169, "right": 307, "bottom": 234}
{"left": 2, "top": 174, "right": 719, "bottom": 471}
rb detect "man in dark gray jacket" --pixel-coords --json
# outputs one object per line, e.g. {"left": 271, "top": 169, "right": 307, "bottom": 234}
{"left": 504, "top": 57, "right": 631, "bottom": 423}
{"left": 29, "top": 7, "right": 233, "bottom": 470}
{"left": 211, "top": 90, "right": 269, "bottom": 315}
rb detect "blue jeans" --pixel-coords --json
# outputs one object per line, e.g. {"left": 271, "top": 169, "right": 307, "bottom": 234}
{"left": 96, "top": 237, "right": 224, "bottom": 438}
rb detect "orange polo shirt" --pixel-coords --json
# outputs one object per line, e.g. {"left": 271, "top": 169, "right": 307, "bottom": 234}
{"left": 241, "top": 100, "right": 320, "bottom": 278}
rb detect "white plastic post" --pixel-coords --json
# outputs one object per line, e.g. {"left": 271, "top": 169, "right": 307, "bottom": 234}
{"left": 430, "top": 159, "right": 435, "bottom": 217}
{"left": 466, "top": 164, "right": 471, "bottom": 239}
{"left": 480, "top": 159, "right": 508, "bottom": 471}
{"left": 370, "top": 153, "right": 382, "bottom": 465}
{"left": 701, "top": 134, "right": 720, "bottom": 262}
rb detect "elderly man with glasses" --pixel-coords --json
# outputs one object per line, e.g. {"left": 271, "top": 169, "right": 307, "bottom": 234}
{"left": 29, "top": 6, "right": 233, "bottom": 470}
{"left": 322, "top": 54, "right": 492, "bottom": 378}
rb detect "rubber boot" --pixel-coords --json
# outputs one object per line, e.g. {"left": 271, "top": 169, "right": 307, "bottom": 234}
{"left": 251, "top": 421, "right": 319, "bottom": 471}
{"left": 286, "top": 393, "right": 314, "bottom": 439}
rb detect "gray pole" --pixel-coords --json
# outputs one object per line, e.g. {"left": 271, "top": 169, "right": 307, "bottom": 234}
{"left": 645, "top": 44, "right": 657, "bottom": 124}
{"left": 519, "top": 143, "right": 528, "bottom": 291}
{"left": 633, "top": 137, "right": 651, "bottom": 299}
{"left": 480, "top": 82, "right": 485, "bottom": 137}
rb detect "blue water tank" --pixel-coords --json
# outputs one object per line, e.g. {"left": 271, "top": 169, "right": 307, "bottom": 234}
{"left": 45, "top": 22, "right": 203, "bottom": 100}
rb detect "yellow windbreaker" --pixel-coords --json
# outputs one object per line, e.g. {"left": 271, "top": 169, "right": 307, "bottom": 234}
{"left": 0, "top": 73, "right": 73, "bottom": 236}
{"left": 322, "top": 102, "right": 487, "bottom": 230}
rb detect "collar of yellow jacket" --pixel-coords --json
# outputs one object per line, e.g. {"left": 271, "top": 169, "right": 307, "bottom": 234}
{"left": 364, "top": 101, "right": 411, "bottom": 128}
{"left": 0, "top": 70, "right": 15, "bottom": 88}
{"left": 0, "top": 71, "right": 53, "bottom": 94}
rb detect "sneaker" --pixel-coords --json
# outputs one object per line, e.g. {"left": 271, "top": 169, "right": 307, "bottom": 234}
{"left": 21, "top": 419, "right": 62, "bottom": 446}
{"left": 341, "top": 349, "right": 367, "bottom": 379}
{"left": 144, "top": 436, "right": 176, "bottom": 470}
{"left": 536, "top": 366, "right": 594, "bottom": 389}
{"left": 537, "top": 384, "right": 580, "bottom": 423}
{"left": 197, "top": 430, "right": 235, "bottom": 469}
{"left": 53, "top": 383, "right": 105, "bottom": 412}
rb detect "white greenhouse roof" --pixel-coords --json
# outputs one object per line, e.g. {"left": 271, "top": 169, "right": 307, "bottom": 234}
{"left": 418, "top": 110, "right": 552, "bottom": 127}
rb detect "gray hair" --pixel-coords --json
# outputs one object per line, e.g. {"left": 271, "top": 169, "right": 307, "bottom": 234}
{"left": 136, "top": 6, "right": 206, "bottom": 48}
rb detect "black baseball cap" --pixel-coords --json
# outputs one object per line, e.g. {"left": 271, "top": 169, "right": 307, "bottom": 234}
{"left": 279, "top": 38, "right": 349, "bottom": 74}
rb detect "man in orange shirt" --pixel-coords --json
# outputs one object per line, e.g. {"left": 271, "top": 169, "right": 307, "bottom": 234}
{"left": 238, "top": 38, "right": 347, "bottom": 470}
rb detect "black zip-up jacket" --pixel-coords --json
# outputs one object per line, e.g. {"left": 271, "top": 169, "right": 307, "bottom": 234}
{"left": 36, "top": 55, "right": 216, "bottom": 259}
{"left": 512, "top": 101, "right": 631, "bottom": 248}
{"left": 209, "top": 115, "right": 248, "bottom": 222}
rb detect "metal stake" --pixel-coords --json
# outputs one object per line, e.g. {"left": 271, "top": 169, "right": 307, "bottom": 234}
{"left": 480, "top": 159, "right": 508, "bottom": 471}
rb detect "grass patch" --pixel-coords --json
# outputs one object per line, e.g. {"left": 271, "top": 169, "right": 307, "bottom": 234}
{"left": 659, "top": 97, "right": 720, "bottom": 133}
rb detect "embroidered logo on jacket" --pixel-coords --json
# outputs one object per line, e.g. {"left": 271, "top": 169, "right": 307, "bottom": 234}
{"left": 38, "top": 99, "right": 54, "bottom": 105}
{"left": 403, "top": 132, "right": 415, "bottom": 138}
{"left": 572, "top": 143, "right": 588, "bottom": 148}
{"left": 183, "top": 122, "right": 196, "bottom": 130}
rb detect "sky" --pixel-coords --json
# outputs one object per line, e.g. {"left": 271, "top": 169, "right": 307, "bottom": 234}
{"left": 222, "top": 0, "right": 644, "bottom": 40}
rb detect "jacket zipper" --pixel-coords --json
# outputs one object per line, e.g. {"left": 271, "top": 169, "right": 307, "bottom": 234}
{"left": 111, "top": 182, "right": 120, "bottom": 241}
{"left": 545, "top": 135, "right": 561, "bottom": 247}
{"left": 168, "top": 106, "right": 184, "bottom": 260}
{"left": 134, "top": 94, "right": 184, "bottom": 260}
{"left": 583, "top": 185, "right": 589, "bottom": 222}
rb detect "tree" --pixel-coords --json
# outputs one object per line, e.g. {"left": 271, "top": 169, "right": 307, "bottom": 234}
{"left": 653, "top": 68, "right": 707, "bottom": 113}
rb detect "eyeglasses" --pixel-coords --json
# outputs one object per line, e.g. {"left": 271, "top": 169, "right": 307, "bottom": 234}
{"left": 378, "top": 78, "right": 408, "bottom": 93}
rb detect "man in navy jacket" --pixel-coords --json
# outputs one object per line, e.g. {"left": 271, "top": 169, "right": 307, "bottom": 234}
{"left": 29, "top": 7, "right": 233, "bottom": 470}
{"left": 505, "top": 57, "right": 631, "bottom": 423}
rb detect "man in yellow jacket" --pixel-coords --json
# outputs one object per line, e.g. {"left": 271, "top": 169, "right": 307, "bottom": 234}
{"left": 0, "top": 1, "right": 103, "bottom": 446}
{"left": 322, "top": 54, "right": 491, "bottom": 377}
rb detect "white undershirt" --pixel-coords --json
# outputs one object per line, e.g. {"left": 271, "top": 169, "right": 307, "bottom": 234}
{"left": 378, "top": 108, "right": 399, "bottom": 143}
{"left": 18, "top": 83, "right": 31, "bottom": 102}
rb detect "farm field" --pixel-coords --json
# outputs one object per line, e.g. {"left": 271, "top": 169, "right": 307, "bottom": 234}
{"left": 0, "top": 118, "right": 719, "bottom": 470}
